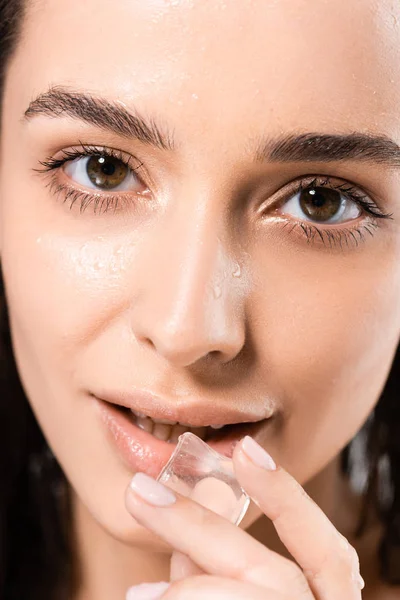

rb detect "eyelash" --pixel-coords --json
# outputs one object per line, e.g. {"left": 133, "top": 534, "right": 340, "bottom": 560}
{"left": 271, "top": 175, "right": 393, "bottom": 249}
{"left": 34, "top": 143, "right": 146, "bottom": 216}
{"left": 35, "top": 144, "right": 394, "bottom": 249}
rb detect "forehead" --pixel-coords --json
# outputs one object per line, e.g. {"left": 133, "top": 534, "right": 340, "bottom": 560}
{"left": 7, "top": 0, "right": 400, "bottom": 142}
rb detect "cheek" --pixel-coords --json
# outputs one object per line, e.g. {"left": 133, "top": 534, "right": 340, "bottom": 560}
{"left": 0, "top": 227, "right": 164, "bottom": 543}
{"left": 0, "top": 222, "right": 138, "bottom": 435}
{"left": 248, "top": 238, "right": 400, "bottom": 478}
{"left": 2, "top": 232, "right": 135, "bottom": 358}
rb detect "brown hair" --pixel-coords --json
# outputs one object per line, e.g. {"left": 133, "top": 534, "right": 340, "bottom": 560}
{"left": 0, "top": 2, "right": 399, "bottom": 597}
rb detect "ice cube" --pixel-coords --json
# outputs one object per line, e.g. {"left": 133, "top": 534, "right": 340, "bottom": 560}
{"left": 156, "top": 432, "right": 250, "bottom": 525}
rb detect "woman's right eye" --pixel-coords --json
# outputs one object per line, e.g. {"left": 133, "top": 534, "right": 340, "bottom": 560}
{"left": 63, "top": 154, "right": 146, "bottom": 194}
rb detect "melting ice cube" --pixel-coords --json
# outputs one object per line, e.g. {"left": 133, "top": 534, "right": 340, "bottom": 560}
{"left": 157, "top": 432, "right": 250, "bottom": 525}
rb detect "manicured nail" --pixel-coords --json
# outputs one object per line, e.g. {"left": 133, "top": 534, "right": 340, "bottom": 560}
{"left": 241, "top": 436, "right": 277, "bottom": 470}
{"left": 126, "top": 581, "right": 170, "bottom": 599}
{"left": 130, "top": 472, "right": 176, "bottom": 507}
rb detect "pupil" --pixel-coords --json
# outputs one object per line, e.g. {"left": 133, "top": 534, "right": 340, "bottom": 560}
{"left": 311, "top": 190, "right": 325, "bottom": 207}
{"left": 87, "top": 156, "right": 128, "bottom": 189}
{"left": 299, "top": 187, "right": 341, "bottom": 221}
{"left": 101, "top": 162, "right": 116, "bottom": 176}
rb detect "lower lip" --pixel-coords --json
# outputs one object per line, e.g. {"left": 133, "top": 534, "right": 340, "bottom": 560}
{"left": 94, "top": 396, "right": 272, "bottom": 478}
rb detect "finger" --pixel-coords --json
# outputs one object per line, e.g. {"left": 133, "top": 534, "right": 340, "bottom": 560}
{"left": 170, "top": 476, "right": 232, "bottom": 582}
{"left": 233, "top": 436, "right": 364, "bottom": 600}
{"left": 127, "top": 575, "right": 289, "bottom": 600}
{"left": 125, "top": 472, "right": 313, "bottom": 599}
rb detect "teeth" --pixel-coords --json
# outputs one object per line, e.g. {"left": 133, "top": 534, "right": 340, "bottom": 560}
{"left": 169, "top": 424, "right": 191, "bottom": 444}
{"left": 135, "top": 415, "right": 154, "bottom": 434}
{"left": 130, "top": 412, "right": 214, "bottom": 443}
{"left": 152, "top": 423, "right": 173, "bottom": 441}
{"left": 130, "top": 409, "right": 228, "bottom": 431}
{"left": 131, "top": 409, "right": 147, "bottom": 419}
{"left": 131, "top": 409, "right": 177, "bottom": 425}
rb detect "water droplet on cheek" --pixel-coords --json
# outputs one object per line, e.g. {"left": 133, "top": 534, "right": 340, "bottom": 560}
{"left": 93, "top": 260, "right": 105, "bottom": 271}
{"left": 232, "top": 264, "right": 241, "bottom": 278}
{"left": 213, "top": 285, "right": 222, "bottom": 298}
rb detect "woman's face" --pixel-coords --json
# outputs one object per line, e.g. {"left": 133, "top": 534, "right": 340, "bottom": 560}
{"left": 1, "top": 0, "right": 400, "bottom": 547}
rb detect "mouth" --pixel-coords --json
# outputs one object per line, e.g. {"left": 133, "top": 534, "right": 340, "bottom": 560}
{"left": 93, "top": 393, "right": 274, "bottom": 478}
{"left": 119, "top": 405, "right": 264, "bottom": 444}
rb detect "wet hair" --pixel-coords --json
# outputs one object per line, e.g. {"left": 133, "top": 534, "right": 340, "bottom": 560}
{"left": 0, "top": 1, "right": 400, "bottom": 597}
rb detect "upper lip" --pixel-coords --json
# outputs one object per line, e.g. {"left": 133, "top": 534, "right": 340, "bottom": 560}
{"left": 92, "top": 389, "right": 274, "bottom": 427}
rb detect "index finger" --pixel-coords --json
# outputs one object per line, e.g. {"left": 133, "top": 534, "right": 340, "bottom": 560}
{"left": 233, "top": 436, "right": 365, "bottom": 599}
{"left": 125, "top": 471, "right": 314, "bottom": 599}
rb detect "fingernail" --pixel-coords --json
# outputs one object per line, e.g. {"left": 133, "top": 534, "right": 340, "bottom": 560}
{"left": 126, "top": 581, "right": 170, "bottom": 599}
{"left": 241, "top": 436, "right": 277, "bottom": 471}
{"left": 130, "top": 473, "right": 176, "bottom": 507}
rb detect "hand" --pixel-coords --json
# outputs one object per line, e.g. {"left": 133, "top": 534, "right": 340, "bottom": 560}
{"left": 124, "top": 435, "right": 365, "bottom": 599}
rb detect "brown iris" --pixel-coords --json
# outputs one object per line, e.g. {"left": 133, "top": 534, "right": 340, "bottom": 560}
{"left": 86, "top": 156, "right": 128, "bottom": 190}
{"left": 299, "top": 187, "right": 342, "bottom": 222}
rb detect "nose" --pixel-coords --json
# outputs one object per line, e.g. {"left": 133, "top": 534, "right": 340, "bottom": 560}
{"left": 130, "top": 198, "right": 247, "bottom": 368}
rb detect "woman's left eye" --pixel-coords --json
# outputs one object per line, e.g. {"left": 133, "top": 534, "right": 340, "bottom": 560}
{"left": 278, "top": 181, "right": 361, "bottom": 225}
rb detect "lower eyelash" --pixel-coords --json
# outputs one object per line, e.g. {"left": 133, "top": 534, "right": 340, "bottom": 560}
{"left": 36, "top": 148, "right": 393, "bottom": 250}
{"left": 271, "top": 175, "right": 392, "bottom": 249}
{"left": 280, "top": 220, "right": 379, "bottom": 250}
{"left": 45, "top": 178, "right": 130, "bottom": 215}
{"left": 35, "top": 142, "right": 145, "bottom": 215}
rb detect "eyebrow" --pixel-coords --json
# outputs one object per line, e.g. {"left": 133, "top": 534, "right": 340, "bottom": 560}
{"left": 23, "top": 86, "right": 174, "bottom": 151}
{"left": 23, "top": 87, "right": 400, "bottom": 169}
{"left": 256, "top": 131, "right": 400, "bottom": 168}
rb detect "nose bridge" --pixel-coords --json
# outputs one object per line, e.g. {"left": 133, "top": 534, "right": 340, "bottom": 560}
{"left": 131, "top": 193, "right": 246, "bottom": 366}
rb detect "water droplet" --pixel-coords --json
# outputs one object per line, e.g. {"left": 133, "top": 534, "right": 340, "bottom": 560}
{"left": 232, "top": 264, "right": 241, "bottom": 277}
{"left": 213, "top": 285, "right": 222, "bottom": 298}
{"left": 191, "top": 93, "right": 199, "bottom": 100}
